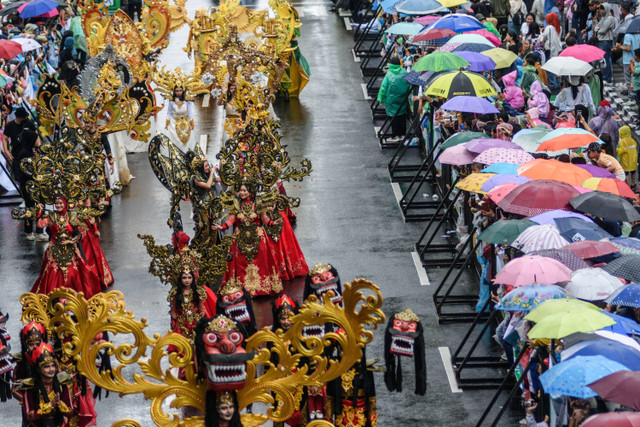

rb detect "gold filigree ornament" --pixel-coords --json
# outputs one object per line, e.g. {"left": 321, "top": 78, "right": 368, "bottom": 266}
{"left": 33, "top": 279, "right": 384, "bottom": 426}
{"left": 154, "top": 66, "right": 209, "bottom": 102}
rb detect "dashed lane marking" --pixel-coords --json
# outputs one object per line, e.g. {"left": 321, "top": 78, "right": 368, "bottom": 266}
{"left": 351, "top": 48, "right": 361, "bottom": 63}
{"left": 361, "top": 83, "right": 371, "bottom": 99}
{"left": 344, "top": 17, "right": 351, "bottom": 30}
{"left": 439, "top": 347, "right": 463, "bottom": 393}
{"left": 391, "top": 182, "right": 403, "bottom": 205}
{"left": 411, "top": 251, "right": 430, "bottom": 286}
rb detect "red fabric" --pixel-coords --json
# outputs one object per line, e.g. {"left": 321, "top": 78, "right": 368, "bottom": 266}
{"left": 268, "top": 212, "right": 308, "bottom": 280}
{"left": 80, "top": 222, "right": 113, "bottom": 289}
{"left": 74, "top": 381, "right": 97, "bottom": 427}
{"left": 203, "top": 286, "right": 217, "bottom": 317}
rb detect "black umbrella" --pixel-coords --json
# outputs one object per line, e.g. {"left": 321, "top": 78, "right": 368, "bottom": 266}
{"left": 603, "top": 255, "right": 640, "bottom": 283}
{"left": 569, "top": 191, "right": 640, "bottom": 222}
{"left": 0, "top": 1, "right": 29, "bottom": 16}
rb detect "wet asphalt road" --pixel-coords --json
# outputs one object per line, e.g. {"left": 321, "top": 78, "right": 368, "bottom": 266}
{"left": 0, "top": 1, "right": 516, "bottom": 425}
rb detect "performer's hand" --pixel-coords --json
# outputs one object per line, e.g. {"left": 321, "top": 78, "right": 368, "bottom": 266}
{"left": 274, "top": 217, "right": 283, "bottom": 225}
{"left": 94, "top": 230, "right": 100, "bottom": 238}
{"left": 51, "top": 393, "right": 61, "bottom": 407}
{"left": 212, "top": 224, "right": 223, "bottom": 231}
{"left": 4, "top": 152, "right": 12, "bottom": 163}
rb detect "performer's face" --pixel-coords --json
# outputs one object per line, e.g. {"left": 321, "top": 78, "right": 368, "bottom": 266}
{"left": 278, "top": 312, "right": 293, "bottom": 331}
{"left": 218, "top": 402, "right": 234, "bottom": 421}
{"left": 181, "top": 272, "right": 193, "bottom": 287}
{"left": 238, "top": 185, "right": 250, "bottom": 200}
{"left": 54, "top": 199, "right": 65, "bottom": 212}
{"left": 174, "top": 87, "right": 184, "bottom": 98}
{"left": 40, "top": 362, "right": 56, "bottom": 380}
{"left": 203, "top": 162, "right": 210, "bottom": 173}
{"left": 26, "top": 340, "right": 40, "bottom": 352}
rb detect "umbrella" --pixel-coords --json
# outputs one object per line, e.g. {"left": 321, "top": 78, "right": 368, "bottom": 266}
{"left": 582, "top": 413, "right": 640, "bottom": 427}
{"left": 527, "top": 309, "right": 616, "bottom": 339}
{"left": 425, "top": 13, "right": 484, "bottom": 33}
{"left": 609, "top": 237, "right": 640, "bottom": 255}
{"left": 604, "top": 256, "right": 640, "bottom": 283}
{"left": 35, "top": 7, "right": 58, "bottom": 17}
{"left": 0, "top": 0, "right": 28, "bottom": 16}
{"left": 588, "top": 371, "right": 640, "bottom": 410}
{"left": 455, "top": 172, "right": 495, "bottom": 193}
{"left": 494, "top": 255, "right": 572, "bottom": 287}
{"left": 395, "top": 0, "right": 445, "bottom": 14}
{"left": 538, "top": 356, "right": 628, "bottom": 398}
{"left": 381, "top": 0, "right": 406, "bottom": 13}
{"left": 12, "top": 37, "right": 41, "bottom": 52}
{"left": 518, "top": 159, "right": 593, "bottom": 186}
{"left": 413, "top": 15, "right": 442, "bottom": 26}
{"left": 564, "top": 268, "right": 623, "bottom": 301}
{"left": 465, "top": 29, "right": 501, "bottom": 46}
{"left": 444, "top": 33, "right": 494, "bottom": 47}
{"left": 0, "top": 39, "right": 23, "bottom": 60}
{"left": 564, "top": 241, "right": 618, "bottom": 259}
{"left": 412, "top": 51, "right": 470, "bottom": 72}
{"left": 487, "top": 182, "right": 521, "bottom": 203}
{"left": 497, "top": 180, "right": 580, "bottom": 216}
{"left": 480, "top": 174, "right": 530, "bottom": 193}
{"left": 575, "top": 164, "right": 616, "bottom": 179}
{"left": 536, "top": 128, "right": 601, "bottom": 152}
{"left": 481, "top": 162, "right": 519, "bottom": 175}
{"left": 570, "top": 191, "right": 640, "bottom": 222}
{"left": 436, "top": 0, "right": 467, "bottom": 7}
{"left": 465, "top": 138, "right": 521, "bottom": 154}
{"left": 541, "top": 56, "right": 593, "bottom": 76}
{"left": 512, "top": 128, "right": 553, "bottom": 153}
{"left": 385, "top": 22, "right": 424, "bottom": 35}
{"left": 555, "top": 218, "right": 612, "bottom": 243}
{"left": 440, "top": 131, "right": 486, "bottom": 149}
{"left": 451, "top": 42, "right": 493, "bottom": 53}
{"left": 454, "top": 50, "right": 496, "bottom": 72}
{"left": 482, "top": 47, "right": 518, "bottom": 68}
{"left": 559, "top": 45, "right": 605, "bottom": 63}
{"left": 625, "top": 14, "right": 640, "bottom": 34}
{"left": 529, "top": 210, "right": 594, "bottom": 226}
{"left": 496, "top": 284, "right": 568, "bottom": 311}
{"left": 425, "top": 70, "right": 496, "bottom": 98}
{"left": 529, "top": 249, "right": 590, "bottom": 271}
{"left": 439, "top": 143, "right": 476, "bottom": 166}
{"left": 479, "top": 219, "right": 536, "bottom": 245}
{"left": 598, "top": 315, "right": 640, "bottom": 336}
{"left": 581, "top": 177, "right": 636, "bottom": 199}
{"left": 565, "top": 340, "right": 640, "bottom": 370}
{"left": 525, "top": 298, "right": 602, "bottom": 322}
{"left": 605, "top": 283, "right": 640, "bottom": 308}
{"left": 403, "top": 70, "right": 430, "bottom": 86}
{"left": 473, "top": 148, "right": 534, "bottom": 165}
{"left": 410, "top": 28, "right": 456, "bottom": 44}
{"left": 512, "top": 224, "right": 570, "bottom": 253}
{"left": 440, "top": 95, "right": 499, "bottom": 114}
{"left": 18, "top": 0, "right": 58, "bottom": 19}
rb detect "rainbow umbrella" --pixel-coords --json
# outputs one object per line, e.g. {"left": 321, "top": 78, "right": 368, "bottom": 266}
{"left": 581, "top": 177, "right": 636, "bottom": 199}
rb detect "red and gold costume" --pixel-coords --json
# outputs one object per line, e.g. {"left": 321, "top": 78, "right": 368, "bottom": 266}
{"left": 78, "top": 219, "right": 114, "bottom": 290}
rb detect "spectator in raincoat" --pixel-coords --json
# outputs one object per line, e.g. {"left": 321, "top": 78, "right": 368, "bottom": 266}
{"left": 502, "top": 70, "right": 524, "bottom": 111}
{"left": 519, "top": 53, "right": 540, "bottom": 97}
{"left": 588, "top": 100, "right": 619, "bottom": 152}
{"left": 377, "top": 56, "right": 411, "bottom": 141}
{"left": 527, "top": 80, "right": 550, "bottom": 119}
{"left": 617, "top": 125, "right": 638, "bottom": 189}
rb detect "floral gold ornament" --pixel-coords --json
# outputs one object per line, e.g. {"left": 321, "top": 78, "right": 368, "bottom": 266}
{"left": 154, "top": 65, "right": 209, "bottom": 102}
{"left": 32, "top": 278, "right": 383, "bottom": 426}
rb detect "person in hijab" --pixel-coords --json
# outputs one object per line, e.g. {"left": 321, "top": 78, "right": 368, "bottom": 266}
{"left": 502, "top": 70, "right": 524, "bottom": 111}
{"left": 526, "top": 108, "right": 552, "bottom": 128}
{"left": 527, "top": 80, "right": 550, "bottom": 118}
{"left": 588, "top": 100, "right": 619, "bottom": 152}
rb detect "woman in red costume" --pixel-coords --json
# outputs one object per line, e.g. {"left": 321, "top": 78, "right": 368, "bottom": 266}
{"left": 77, "top": 212, "right": 114, "bottom": 290}
{"left": 266, "top": 210, "right": 309, "bottom": 280}
{"left": 31, "top": 198, "right": 102, "bottom": 298}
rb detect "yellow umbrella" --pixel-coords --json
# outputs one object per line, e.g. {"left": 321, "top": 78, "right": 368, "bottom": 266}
{"left": 425, "top": 70, "right": 496, "bottom": 98}
{"left": 483, "top": 48, "right": 518, "bottom": 69}
{"left": 436, "top": 0, "right": 467, "bottom": 7}
{"left": 455, "top": 173, "right": 496, "bottom": 193}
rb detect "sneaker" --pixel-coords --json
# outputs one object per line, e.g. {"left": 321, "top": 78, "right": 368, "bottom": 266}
{"left": 386, "top": 136, "right": 402, "bottom": 142}
{"left": 35, "top": 233, "right": 49, "bottom": 242}
{"left": 26, "top": 233, "right": 35, "bottom": 241}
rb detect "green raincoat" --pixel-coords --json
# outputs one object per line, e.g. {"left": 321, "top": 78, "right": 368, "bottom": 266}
{"left": 377, "top": 63, "right": 411, "bottom": 116}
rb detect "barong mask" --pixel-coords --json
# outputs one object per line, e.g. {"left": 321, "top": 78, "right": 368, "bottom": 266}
{"left": 216, "top": 279, "right": 255, "bottom": 332}
{"left": 304, "top": 263, "right": 342, "bottom": 305}
{"left": 384, "top": 309, "right": 426, "bottom": 395}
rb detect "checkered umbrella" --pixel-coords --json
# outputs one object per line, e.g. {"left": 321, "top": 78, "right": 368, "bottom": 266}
{"left": 603, "top": 255, "right": 640, "bottom": 283}
{"left": 529, "top": 249, "right": 590, "bottom": 271}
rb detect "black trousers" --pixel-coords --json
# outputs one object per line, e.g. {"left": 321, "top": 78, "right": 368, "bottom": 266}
{"left": 390, "top": 114, "right": 406, "bottom": 138}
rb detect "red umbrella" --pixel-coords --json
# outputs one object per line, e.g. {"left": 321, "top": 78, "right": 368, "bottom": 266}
{"left": 0, "top": 40, "right": 22, "bottom": 60}
{"left": 496, "top": 180, "right": 581, "bottom": 216}
{"left": 412, "top": 28, "right": 456, "bottom": 43}
{"left": 588, "top": 371, "right": 640, "bottom": 410}
{"left": 581, "top": 412, "right": 640, "bottom": 427}
{"left": 465, "top": 29, "right": 501, "bottom": 46}
{"left": 564, "top": 241, "right": 620, "bottom": 259}
{"left": 559, "top": 45, "right": 605, "bottom": 63}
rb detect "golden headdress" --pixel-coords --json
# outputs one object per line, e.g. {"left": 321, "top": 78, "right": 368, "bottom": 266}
{"left": 394, "top": 308, "right": 420, "bottom": 323}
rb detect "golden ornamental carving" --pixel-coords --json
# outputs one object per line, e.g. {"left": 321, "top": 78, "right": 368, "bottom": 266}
{"left": 25, "top": 278, "right": 384, "bottom": 426}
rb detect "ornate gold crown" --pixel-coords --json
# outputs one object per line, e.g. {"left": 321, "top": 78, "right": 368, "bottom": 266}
{"left": 220, "top": 278, "right": 243, "bottom": 295}
{"left": 154, "top": 65, "right": 208, "bottom": 101}
{"left": 309, "top": 263, "right": 331, "bottom": 276}
{"left": 206, "top": 315, "right": 238, "bottom": 333}
{"left": 394, "top": 309, "right": 420, "bottom": 323}
{"left": 217, "top": 391, "right": 234, "bottom": 406}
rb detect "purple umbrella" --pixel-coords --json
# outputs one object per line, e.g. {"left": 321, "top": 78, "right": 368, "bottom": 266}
{"left": 575, "top": 164, "right": 615, "bottom": 179}
{"left": 455, "top": 51, "right": 496, "bottom": 72}
{"left": 480, "top": 174, "right": 531, "bottom": 192}
{"left": 528, "top": 209, "right": 594, "bottom": 225}
{"left": 441, "top": 95, "right": 499, "bottom": 114}
{"left": 439, "top": 143, "right": 476, "bottom": 166}
{"left": 465, "top": 138, "right": 523, "bottom": 154}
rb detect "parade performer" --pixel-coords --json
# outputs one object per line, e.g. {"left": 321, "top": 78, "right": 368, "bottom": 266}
{"left": 384, "top": 309, "right": 427, "bottom": 396}
{"left": 12, "top": 322, "right": 47, "bottom": 404}
{"left": 165, "top": 85, "right": 196, "bottom": 152}
{"left": 216, "top": 279, "right": 257, "bottom": 337}
{"left": 31, "top": 198, "right": 103, "bottom": 298}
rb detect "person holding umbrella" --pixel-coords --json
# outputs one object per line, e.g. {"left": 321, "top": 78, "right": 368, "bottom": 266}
{"left": 586, "top": 142, "right": 626, "bottom": 180}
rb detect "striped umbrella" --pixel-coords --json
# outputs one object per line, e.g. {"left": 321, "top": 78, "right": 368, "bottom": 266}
{"left": 511, "top": 224, "right": 570, "bottom": 253}
{"left": 425, "top": 70, "right": 496, "bottom": 98}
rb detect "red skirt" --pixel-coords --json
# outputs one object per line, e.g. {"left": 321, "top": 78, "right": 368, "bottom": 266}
{"left": 31, "top": 246, "right": 103, "bottom": 298}
{"left": 267, "top": 212, "right": 308, "bottom": 280}
{"left": 81, "top": 228, "right": 114, "bottom": 289}
{"left": 74, "top": 381, "right": 97, "bottom": 427}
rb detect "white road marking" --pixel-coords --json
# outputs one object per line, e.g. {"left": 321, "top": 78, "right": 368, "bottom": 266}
{"left": 202, "top": 94, "right": 210, "bottom": 108}
{"left": 361, "top": 83, "right": 371, "bottom": 100}
{"left": 373, "top": 126, "right": 381, "bottom": 137}
{"left": 200, "top": 134, "right": 208, "bottom": 154}
{"left": 344, "top": 17, "right": 351, "bottom": 30}
{"left": 439, "top": 347, "right": 463, "bottom": 393}
{"left": 351, "top": 48, "right": 361, "bottom": 63}
{"left": 411, "top": 251, "right": 430, "bottom": 286}
{"left": 391, "top": 182, "right": 403, "bottom": 205}
{"left": 338, "top": 8, "right": 351, "bottom": 16}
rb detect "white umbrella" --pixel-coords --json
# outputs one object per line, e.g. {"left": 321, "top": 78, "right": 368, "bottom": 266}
{"left": 562, "top": 331, "right": 640, "bottom": 359}
{"left": 541, "top": 57, "right": 593, "bottom": 76}
{"left": 12, "top": 37, "right": 42, "bottom": 52}
{"left": 564, "top": 268, "right": 623, "bottom": 301}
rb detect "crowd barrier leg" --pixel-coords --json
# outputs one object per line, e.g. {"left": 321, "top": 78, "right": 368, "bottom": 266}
{"left": 416, "top": 185, "right": 462, "bottom": 260}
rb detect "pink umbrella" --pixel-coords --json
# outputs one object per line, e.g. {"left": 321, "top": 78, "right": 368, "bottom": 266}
{"left": 559, "top": 45, "right": 605, "bottom": 63}
{"left": 494, "top": 255, "right": 573, "bottom": 287}
{"left": 414, "top": 15, "right": 442, "bottom": 26}
{"left": 439, "top": 143, "right": 476, "bottom": 166}
{"left": 439, "top": 43, "right": 462, "bottom": 52}
{"left": 466, "top": 29, "right": 501, "bottom": 46}
{"left": 36, "top": 8, "right": 59, "bottom": 18}
{"left": 473, "top": 148, "right": 535, "bottom": 165}
{"left": 487, "top": 182, "right": 521, "bottom": 203}
{"left": 572, "top": 185, "right": 594, "bottom": 194}
{"left": 581, "top": 412, "right": 640, "bottom": 427}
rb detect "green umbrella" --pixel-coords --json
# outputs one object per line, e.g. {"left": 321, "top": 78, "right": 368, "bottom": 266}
{"left": 479, "top": 219, "right": 536, "bottom": 245}
{"left": 524, "top": 298, "right": 601, "bottom": 323}
{"left": 527, "top": 309, "right": 616, "bottom": 339}
{"left": 412, "top": 51, "right": 470, "bottom": 72}
{"left": 440, "top": 131, "right": 486, "bottom": 150}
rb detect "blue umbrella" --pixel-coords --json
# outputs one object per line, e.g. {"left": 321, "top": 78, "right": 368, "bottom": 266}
{"left": 600, "top": 311, "right": 640, "bottom": 335}
{"left": 385, "top": 22, "right": 424, "bottom": 35}
{"left": 495, "top": 284, "right": 568, "bottom": 311}
{"left": 555, "top": 217, "right": 612, "bottom": 243}
{"left": 605, "top": 284, "right": 640, "bottom": 308}
{"left": 452, "top": 42, "right": 493, "bottom": 53}
{"left": 609, "top": 237, "right": 640, "bottom": 255}
{"left": 480, "top": 174, "right": 531, "bottom": 193}
{"left": 395, "top": 0, "right": 444, "bottom": 14}
{"left": 440, "top": 95, "right": 498, "bottom": 114}
{"left": 403, "top": 70, "right": 429, "bottom": 86}
{"left": 539, "top": 355, "right": 629, "bottom": 398}
{"left": 455, "top": 50, "right": 496, "bottom": 72}
{"left": 564, "top": 340, "right": 640, "bottom": 370}
{"left": 529, "top": 210, "right": 594, "bottom": 226}
{"left": 481, "top": 162, "right": 519, "bottom": 175}
{"left": 380, "top": 0, "right": 405, "bottom": 13}
{"left": 19, "top": 0, "right": 58, "bottom": 19}
{"left": 425, "top": 13, "right": 484, "bottom": 33}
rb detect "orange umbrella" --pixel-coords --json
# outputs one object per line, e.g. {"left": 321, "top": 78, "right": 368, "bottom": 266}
{"left": 518, "top": 159, "right": 593, "bottom": 186}
{"left": 581, "top": 177, "right": 636, "bottom": 199}
{"left": 487, "top": 182, "right": 521, "bottom": 203}
{"left": 536, "top": 128, "right": 601, "bottom": 152}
